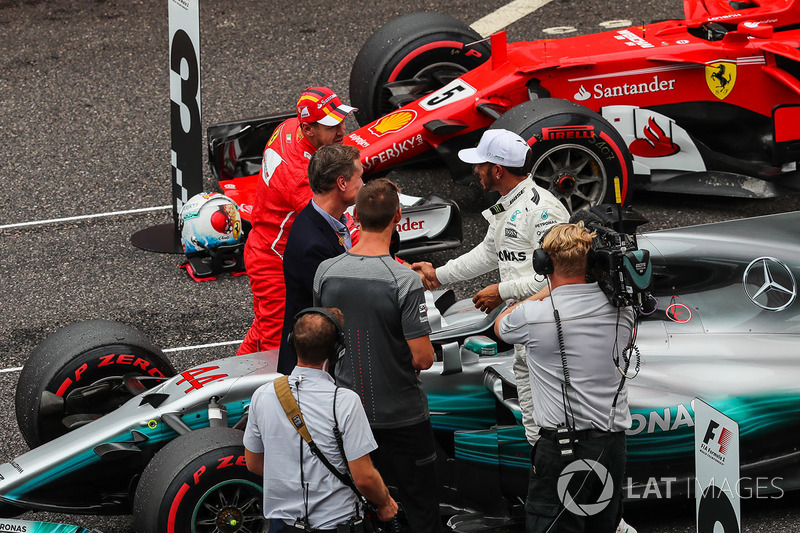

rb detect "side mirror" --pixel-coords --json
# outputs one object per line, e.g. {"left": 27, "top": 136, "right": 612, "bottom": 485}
{"left": 738, "top": 21, "right": 773, "bottom": 39}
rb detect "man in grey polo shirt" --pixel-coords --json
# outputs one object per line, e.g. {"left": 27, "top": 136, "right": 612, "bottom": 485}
{"left": 244, "top": 308, "right": 397, "bottom": 532}
{"left": 314, "top": 178, "right": 439, "bottom": 533}
{"left": 494, "top": 223, "right": 635, "bottom": 533}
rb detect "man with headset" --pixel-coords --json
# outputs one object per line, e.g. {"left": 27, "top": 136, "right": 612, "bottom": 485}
{"left": 244, "top": 307, "right": 397, "bottom": 532}
{"left": 493, "top": 223, "right": 636, "bottom": 533}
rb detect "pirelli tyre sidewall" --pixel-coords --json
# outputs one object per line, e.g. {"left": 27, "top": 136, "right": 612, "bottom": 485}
{"left": 349, "top": 12, "right": 490, "bottom": 125}
{"left": 133, "top": 427, "right": 265, "bottom": 533}
{"left": 493, "top": 99, "right": 633, "bottom": 212}
{"left": 15, "top": 319, "right": 175, "bottom": 448}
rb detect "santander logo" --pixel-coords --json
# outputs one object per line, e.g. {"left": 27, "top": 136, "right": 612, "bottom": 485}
{"left": 629, "top": 117, "right": 680, "bottom": 158}
{"left": 574, "top": 86, "right": 591, "bottom": 101}
{"left": 573, "top": 75, "right": 676, "bottom": 101}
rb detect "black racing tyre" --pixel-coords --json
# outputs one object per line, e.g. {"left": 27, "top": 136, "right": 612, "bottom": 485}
{"left": 492, "top": 99, "right": 634, "bottom": 213}
{"left": 15, "top": 320, "right": 175, "bottom": 448}
{"left": 133, "top": 427, "right": 265, "bottom": 533}
{"left": 349, "top": 12, "right": 490, "bottom": 125}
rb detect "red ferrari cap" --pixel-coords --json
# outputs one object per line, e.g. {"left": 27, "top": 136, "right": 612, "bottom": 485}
{"left": 296, "top": 87, "right": 357, "bottom": 127}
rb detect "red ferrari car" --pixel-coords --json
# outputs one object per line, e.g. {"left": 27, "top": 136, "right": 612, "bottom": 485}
{"left": 210, "top": 0, "right": 800, "bottom": 219}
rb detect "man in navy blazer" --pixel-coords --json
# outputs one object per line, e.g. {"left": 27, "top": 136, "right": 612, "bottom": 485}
{"left": 278, "top": 144, "right": 363, "bottom": 374}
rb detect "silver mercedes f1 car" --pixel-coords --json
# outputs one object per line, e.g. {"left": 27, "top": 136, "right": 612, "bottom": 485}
{"left": 2, "top": 208, "right": 799, "bottom": 532}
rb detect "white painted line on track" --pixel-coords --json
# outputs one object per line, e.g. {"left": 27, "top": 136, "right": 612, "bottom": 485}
{"left": 471, "top": 0, "right": 555, "bottom": 37}
{"left": 0, "top": 205, "right": 172, "bottom": 230}
{"left": 163, "top": 339, "right": 242, "bottom": 353}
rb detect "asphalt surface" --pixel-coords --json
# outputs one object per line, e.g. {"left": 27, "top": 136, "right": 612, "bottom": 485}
{"left": 2, "top": 0, "right": 800, "bottom": 531}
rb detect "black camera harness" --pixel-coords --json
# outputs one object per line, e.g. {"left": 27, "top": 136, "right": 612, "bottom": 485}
{"left": 544, "top": 276, "right": 639, "bottom": 462}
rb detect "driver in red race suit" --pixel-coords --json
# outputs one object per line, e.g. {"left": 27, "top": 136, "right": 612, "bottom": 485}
{"left": 238, "top": 87, "right": 356, "bottom": 355}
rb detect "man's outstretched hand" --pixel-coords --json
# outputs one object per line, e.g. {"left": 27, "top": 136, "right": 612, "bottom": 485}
{"left": 473, "top": 284, "right": 503, "bottom": 313}
{"left": 411, "top": 261, "right": 441, "bottom": 290}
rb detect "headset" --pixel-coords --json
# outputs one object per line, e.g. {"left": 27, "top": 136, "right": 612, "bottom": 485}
{"left": 532, "top": 246, "right": 553, "bottom": 276}
{"left": 287, "top": 307, "right": 347, "bottom": 365}
{"left": 532, "top": 224, "right": 596, "bottom": 277}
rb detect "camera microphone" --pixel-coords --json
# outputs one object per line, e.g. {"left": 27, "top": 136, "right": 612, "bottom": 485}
{"left": 568, "top": 209, "right": 604, "bottom": 228}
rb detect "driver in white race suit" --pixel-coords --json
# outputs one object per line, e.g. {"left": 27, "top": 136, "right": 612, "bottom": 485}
{"left": 412, "top": 129, "right": 569, "bottom": 445}
{"left": 413, "top": 129, "right": 637, "bottom": 533}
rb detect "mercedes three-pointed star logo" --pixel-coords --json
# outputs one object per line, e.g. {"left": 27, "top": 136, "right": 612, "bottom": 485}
{"left": 742, "top": 257, "right": 797, "bottom": 312}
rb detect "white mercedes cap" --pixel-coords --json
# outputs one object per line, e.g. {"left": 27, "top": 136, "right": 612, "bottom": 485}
{"left": 458, "top": 129, "right": 530, "bottom": 167}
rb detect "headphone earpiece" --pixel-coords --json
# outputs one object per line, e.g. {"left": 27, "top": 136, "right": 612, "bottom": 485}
{"left": 533, "top": 226, "right": 555, "bottom": 276}
{"left": 287, "top": 307, "right": 346, "bottom": 363}
{"left": 533, "top": 248, "right": 554, "bottom": 275}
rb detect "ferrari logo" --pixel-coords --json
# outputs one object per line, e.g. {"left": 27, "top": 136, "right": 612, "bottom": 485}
{"left": 705, "top": 62, "right": 736, "bottom": 100}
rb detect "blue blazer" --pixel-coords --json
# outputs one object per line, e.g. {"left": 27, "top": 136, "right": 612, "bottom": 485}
{"left": 278, "top": 201, "right": 347, "bottom": 374}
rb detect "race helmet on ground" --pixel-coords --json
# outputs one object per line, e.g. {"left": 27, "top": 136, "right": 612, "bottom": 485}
{"left": 179, "top": 192, "right": 246, "bottom": 280}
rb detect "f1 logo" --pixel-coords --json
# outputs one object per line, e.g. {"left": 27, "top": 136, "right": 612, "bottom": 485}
{"left": 702, "top": 420, "right": 719, "bottom": 445}
{"left": 702, "top": 420, "right": 733, "bottom": 455}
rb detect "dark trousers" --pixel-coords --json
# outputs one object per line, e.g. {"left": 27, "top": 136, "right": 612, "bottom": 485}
{"left": 526, "top": 431, "right": 626, "bottom": 533}
{"left": 371, "top": 419, "right": 441, "bottom": 533}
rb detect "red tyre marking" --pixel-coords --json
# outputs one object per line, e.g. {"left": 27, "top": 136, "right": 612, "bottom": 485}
{"left": 193, "top": 465, "right": 206, "bottom": 485}
{"left": 55, "top": 356, "right": 166, "bottom": 398}
{"left": 74, "top": 363, "right": 87, "bottom": 383}
{"left": 388, "top": 40, "right": 466, "bottom": 82}
{"left": 56, "top": 378, "right": 73, "bottom": 397}
{"left": 599, "top": 130, "right": 629, "bottom": 203}
{"left": 167, "top": 483, "right": 191, "bottom": 533}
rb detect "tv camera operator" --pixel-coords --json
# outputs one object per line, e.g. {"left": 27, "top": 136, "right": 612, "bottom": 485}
{"left": 494, "top": 222, "right": 638, "bottom": 533}
{"left": 244, "top": 307, "right": 397, "bottom": 532}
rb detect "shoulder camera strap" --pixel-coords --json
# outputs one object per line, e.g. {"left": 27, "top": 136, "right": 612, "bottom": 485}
{"left": 274, "top": 376, "right": 367, "bottom": 504}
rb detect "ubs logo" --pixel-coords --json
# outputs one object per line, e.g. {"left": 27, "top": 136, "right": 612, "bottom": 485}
{"left": 742, "top": 257, "right": 796, "bottom": 311}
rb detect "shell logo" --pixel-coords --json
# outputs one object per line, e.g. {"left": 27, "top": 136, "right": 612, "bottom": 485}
{"left": 368, "top": 110, "right": 417, "bottom": 137}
